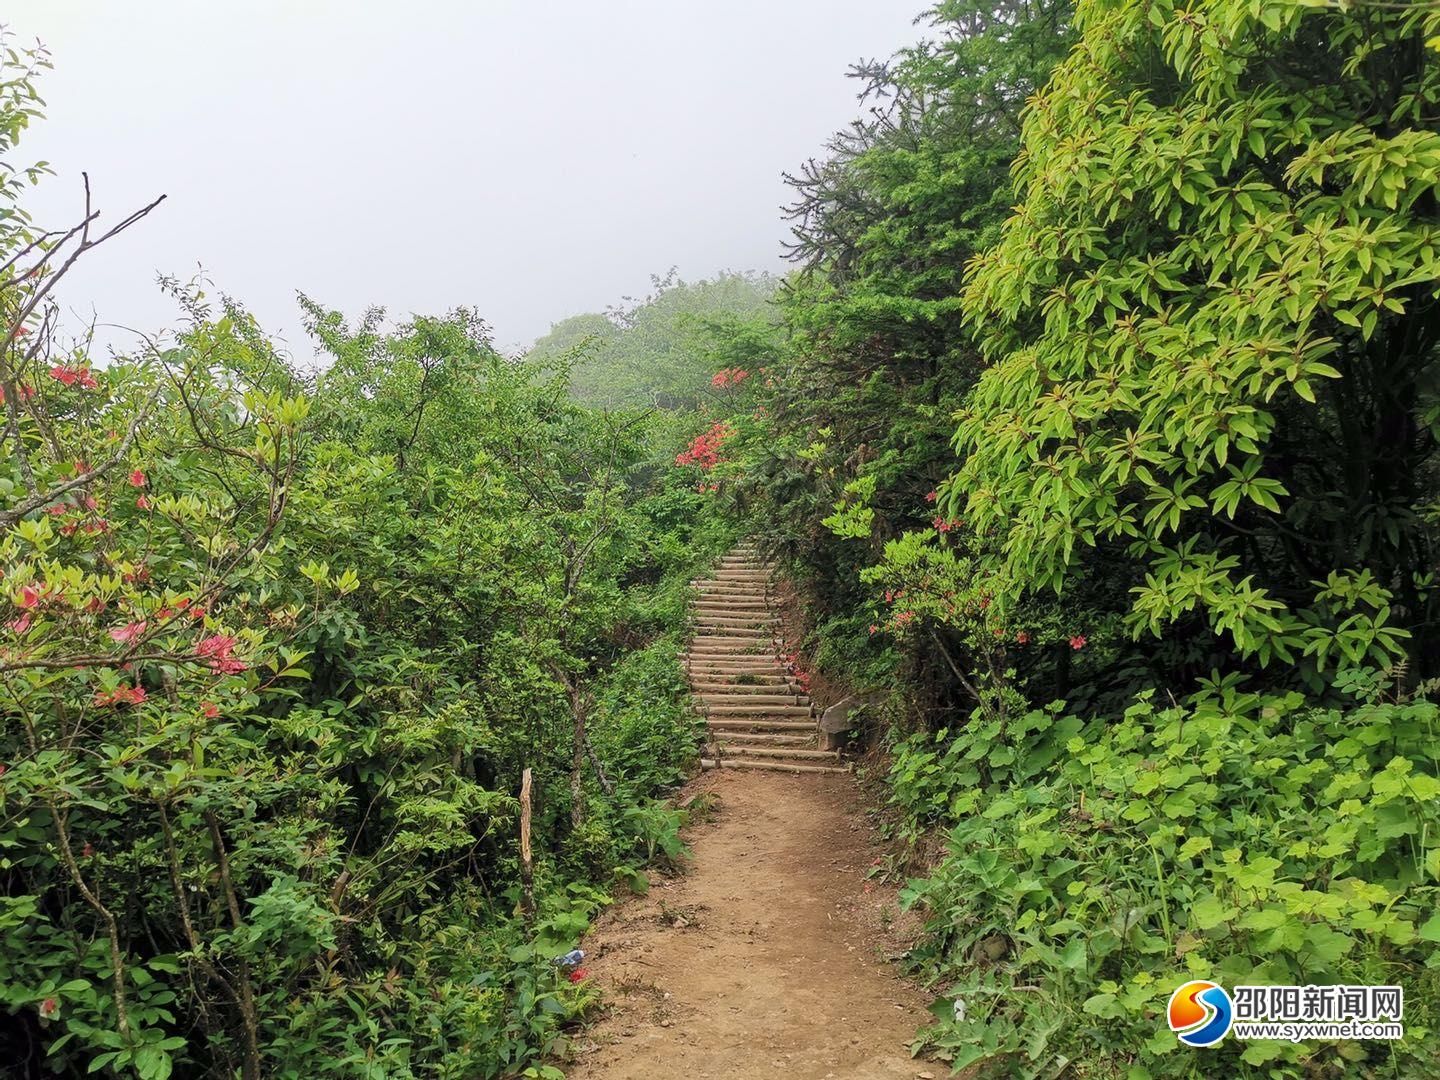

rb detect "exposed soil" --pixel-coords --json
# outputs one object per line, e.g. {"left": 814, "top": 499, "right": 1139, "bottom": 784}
{"left": 567, "top": 769, "right": 937, "bottom": 1079}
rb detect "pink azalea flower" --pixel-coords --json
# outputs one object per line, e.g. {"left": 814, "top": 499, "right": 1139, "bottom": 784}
{"left": 109, "top": 621, "right": 147, "bottom": 644}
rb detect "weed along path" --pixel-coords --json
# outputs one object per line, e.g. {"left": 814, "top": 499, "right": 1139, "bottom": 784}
{"left": 568, "top": 771, "right": 933, "bottom": 1079}
{"left": 569, "top": 545, "right": 933, "bottom": 1078}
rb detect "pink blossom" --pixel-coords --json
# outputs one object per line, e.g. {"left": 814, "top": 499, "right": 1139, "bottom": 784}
{"left": 109, "top": 621, "right": 147, "bottom": 643}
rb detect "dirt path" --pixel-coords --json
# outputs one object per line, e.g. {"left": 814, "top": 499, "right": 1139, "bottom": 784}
{"left": 568, "top": 770, "right": 936, "bottom": 1079}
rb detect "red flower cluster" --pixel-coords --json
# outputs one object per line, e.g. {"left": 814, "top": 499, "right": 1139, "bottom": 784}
{"left": 49, "top": 365, "right": 98, "bottom": 390}
{"left": 568, "top": 967, "right": 590, "bottom": 984}
{"left": 94, "top": 684, "right": 146, "bottom": 707}
{"left": 1015, "top": 630, "right": 1031, "bottom": 645}
{"left": 198, "top": 633, "right": 247, "bottom": 674}
{"left": 1069, "top": 635, "right": 1087, "bottom": 651}
{"left": 925, "top": 490, "right": 938, "bottom": 504}
{"left": 675, "top": 422, "right": 734, "bottom": 470}
{"left": 710, "top": 367, "right": 750, "bottom": 389}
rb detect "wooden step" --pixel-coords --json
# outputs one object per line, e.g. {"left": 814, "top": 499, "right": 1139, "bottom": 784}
{"left": 701, "top": 703, "right": 813, "bottom": 717}
{"left": 708, "top": 745, "right": 840, "bottom": 763}
{"left": 691, "top": 682, "right": 799, "bottom": 694}
{"left": 697, "top": 692, "right": 808, "bottom": 706}
{"left": 685, "top": 655, "right": 780, "bottom": 665}
{"left": 709, "top": 731, "right": 814, "bottom": 747}
{"left": 705, "top": 718, "right": 816, "bottom": 733}
{"left": 699, "top": 758, "right": 848, "bottom": 775}
{"left": 689, "top": 674, "right": 792, "bottom": 686}
{"left": 694, "top": 617, "right": 777, "bottom": 629}
{"left": 684, "top": 658, "right": 776, "bottom": 668}
{"left": 684, "top": 656, "right": 782, "bottom": 667}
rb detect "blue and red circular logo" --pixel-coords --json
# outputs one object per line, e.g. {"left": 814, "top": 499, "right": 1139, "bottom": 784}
{"left": 1167, "top": 980, "right": 1234, "bottom": 1047}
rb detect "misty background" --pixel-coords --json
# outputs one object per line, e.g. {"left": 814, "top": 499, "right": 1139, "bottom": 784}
{"left": 9, "top": 1, "right": 924, "bottom": 358}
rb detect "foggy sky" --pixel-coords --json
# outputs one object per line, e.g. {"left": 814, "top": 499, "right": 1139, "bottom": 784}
{"left": 8, "top": 2, "right": 926, "bottom": 359}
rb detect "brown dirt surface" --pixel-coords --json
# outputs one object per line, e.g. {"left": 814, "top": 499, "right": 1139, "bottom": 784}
{"left": 566, "top": 769, "right": 938, "bottom": 1080}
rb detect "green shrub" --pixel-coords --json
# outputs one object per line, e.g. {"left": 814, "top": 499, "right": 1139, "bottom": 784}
{"left": 896, "top": 689, "right": 1439, "bottom": 1076}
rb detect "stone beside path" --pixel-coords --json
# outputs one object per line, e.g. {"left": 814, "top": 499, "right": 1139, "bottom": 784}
{"left": 686, "top": 543, "right": 847, "bottom": 775}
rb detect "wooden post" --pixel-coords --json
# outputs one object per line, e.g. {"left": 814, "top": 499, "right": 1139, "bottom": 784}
{"left": 519, "top": 768, "right": 535, "bottom": 925}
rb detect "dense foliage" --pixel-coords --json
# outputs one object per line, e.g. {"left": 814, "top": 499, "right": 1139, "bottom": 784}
{"left": 6, "top": 0, "right": 1440, "bottom": 1072}
{"left": 676, "top": 0, "right": 1440, "bottom": 1075}
{"left": 0, "top": 46, "right": 732, "bottom": 1078}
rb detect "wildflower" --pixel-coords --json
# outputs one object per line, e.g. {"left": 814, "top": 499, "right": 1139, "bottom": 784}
{"left": 933, "top": 516, "right": 951, "bottom": 533}
{"left": 128, "top": 469, "right": 146, "bottom": 487}
{"left": 7, "top": 614, "right": 32, "bottom": 634}
{"left": 200, "top": 701, "right": 219, "bottom": 719}
{"left": 84, "top": 597, "right": 106, "bottom": 614}
{"left": 49, "top": 365, "right": 97, "bottom": 389}
{"left": 46, "top": 503, "right": 66, "bottom": 516}
{"left": 1015, "top": 631, "right": 1030, "bottom": 645}
{"left": 16, "top": 585, "right": 41, "bottom": 609}
{"left": 568, "top": 967, "right": 590, "bottom": 984}
{"left": 38, "top": 998, "right": 58, "bottom": 1020}
{"left": 925, "top": 490, "right": 938, "bottom": 503}
{"left": 1069, "top": 635, "right": 1087, "bottom": 651}
{"left": 94, "top": 684, "right": 146, "bottom": 707}
{"left": 868, "top": 624, "right": 878, "bottom": 635}
{"left": 109, "top": 621, "right": 147, "bottom": 643}
{"left": 135, "top": 495, "right": 151, "bottom": 510}
{"left": 197, "top": 634, "right": 238, "bottom": 659}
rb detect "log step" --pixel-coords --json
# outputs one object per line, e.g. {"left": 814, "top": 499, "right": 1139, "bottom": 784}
{"left": 697, "top": 692, "right": 808, "bottom": 706}
{"left": 704, "top": 718, "right": 816, "bottom": 733}
{"left": 705, "top": 748, "right": 840, "bottom": 766}
{"left": 699, "top": 758, "right": 848, "bottom": 775}
{"left": 701, "top": 703, "right": 813, "bottom": 717}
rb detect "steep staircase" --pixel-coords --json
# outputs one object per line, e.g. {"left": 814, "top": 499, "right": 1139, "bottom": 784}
{"left": 686, "top": 543, "right": 847, "bottom": 775}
